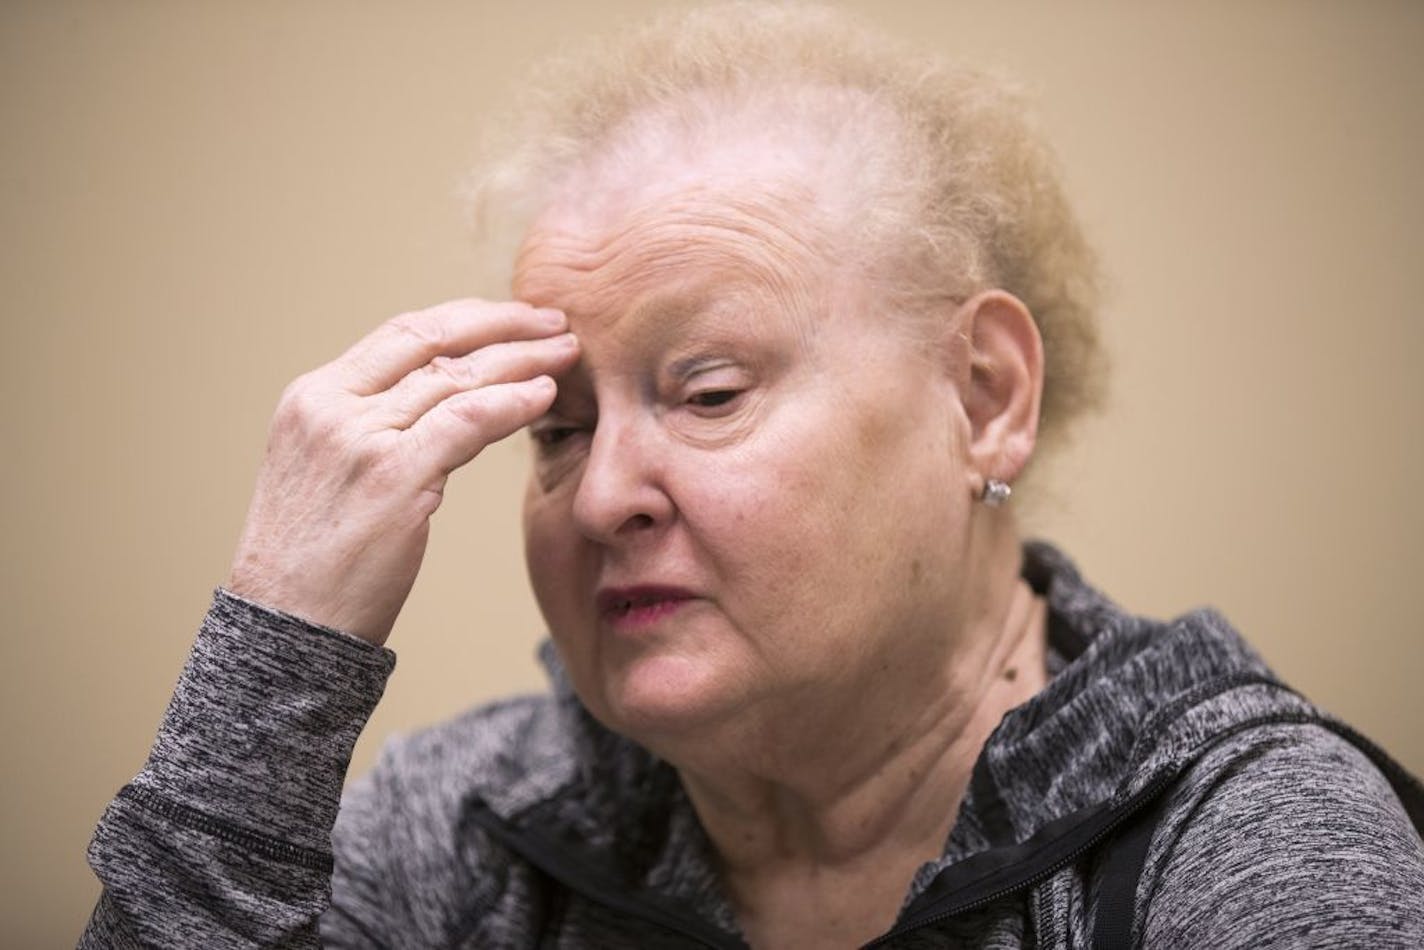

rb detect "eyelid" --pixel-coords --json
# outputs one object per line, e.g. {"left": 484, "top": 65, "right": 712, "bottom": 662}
{"left": 680, "top": 363, "right": 752, "bottom": 413}
{"left": 678, "top": 357, "right": 748, "bottom": 384}
{"left": 528, "top": 411, "right": 570, "bottom": 432}
{"left": 528, "top": 414, "right": 587, "bottom": 449}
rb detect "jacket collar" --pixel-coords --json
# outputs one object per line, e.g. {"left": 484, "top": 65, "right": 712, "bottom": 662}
{"left": 476, "top": 541, "right": 1311, "bottom": 936}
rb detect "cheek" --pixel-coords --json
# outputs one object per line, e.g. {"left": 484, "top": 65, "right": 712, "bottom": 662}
{"left": 722, "top": 387, "right": 957, "bottom": 602}
{"left": 522, "top": 484, "right": 583, "bottom": 616}
{"left": 687, "top": 442, "right": 848, "bottom": 606}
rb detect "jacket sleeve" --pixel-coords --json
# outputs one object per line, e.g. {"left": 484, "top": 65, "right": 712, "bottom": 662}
{"left": 1139, "top": 722, "right": 1424, "bottom": 949}
{"left": 81, "top": 590, "right": 396, "bottom": 949}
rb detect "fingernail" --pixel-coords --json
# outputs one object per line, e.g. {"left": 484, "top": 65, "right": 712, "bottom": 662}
{"left": 552, "top": 332, "right": 578, "bottom": 348}
{"left": 536, "top": 307, "right": 566, "bottom": 327}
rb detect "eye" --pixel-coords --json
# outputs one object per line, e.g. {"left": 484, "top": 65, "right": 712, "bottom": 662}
{"left": 686, "top": 389, "right": 742, "bottom": 409}
{"left": 529, "top": 424, "right": 584, "bottom": 449}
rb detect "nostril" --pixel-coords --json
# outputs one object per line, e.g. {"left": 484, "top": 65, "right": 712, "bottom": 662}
{"left": 623, "top": 512, "right": 657, "bottom": 532}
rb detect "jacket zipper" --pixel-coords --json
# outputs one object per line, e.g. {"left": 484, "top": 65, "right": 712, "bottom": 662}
{"left": 454, "top": 679, "right": 1424, "bottom": 948}
{"left": 861, "top": 770, "right": 1177, "bottom": 947}
{"left": 466, "top": 802, "right": 748, "bottom": 949}
{"left": 467, "top": 771, "right": 1175, "bottom": 950}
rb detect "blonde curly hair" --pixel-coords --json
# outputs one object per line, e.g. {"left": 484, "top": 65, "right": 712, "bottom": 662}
{"left": 467, "top": 2, "right": 1105, "bottom": 447}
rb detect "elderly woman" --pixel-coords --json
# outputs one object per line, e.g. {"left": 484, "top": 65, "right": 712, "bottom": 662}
{"left": 84, "top": 5, "right": 1423, "bottom": 949}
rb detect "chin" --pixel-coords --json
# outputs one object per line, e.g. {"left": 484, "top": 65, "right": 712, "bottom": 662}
{"left": 595, "top": 652, "right": 743, "bottom": 746}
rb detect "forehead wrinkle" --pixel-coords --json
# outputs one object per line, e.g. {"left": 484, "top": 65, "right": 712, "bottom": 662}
{"left": 514, "top": 182, "right": 836, "bottom": 351}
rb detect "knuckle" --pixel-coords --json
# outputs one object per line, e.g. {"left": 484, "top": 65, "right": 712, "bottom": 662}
{"left": 278, "top": 371, "right": 313, "bottom": 404}
{"left": 272, "top": 376, "right": 348, "bottom": 443}
{"left": 274, "top": 376, "right": 320, "bottom": 425}
{"left": 387, "top": 311, "right": 447, "bottom": 351}
{"left": 444, "top": 392, "right": 493, "bottom": 429}
{"left": 427, "top": 354, "right": 473, "bottom": 387}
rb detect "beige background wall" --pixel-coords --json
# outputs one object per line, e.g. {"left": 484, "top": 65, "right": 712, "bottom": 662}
{"left": 3, "top": 1, "right": 1420, "bottom": 943}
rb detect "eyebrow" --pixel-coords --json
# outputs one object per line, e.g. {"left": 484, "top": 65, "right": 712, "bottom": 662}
{"left": 619, "top": 289, "right": 722, "bottom": 352}
{"left": 665, "top": 353, "right": 740, "bottom": 380}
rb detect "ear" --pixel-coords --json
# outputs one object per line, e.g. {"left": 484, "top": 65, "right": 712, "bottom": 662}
{"left": 949, "top": 290, "right": 1044, "bottom": 491}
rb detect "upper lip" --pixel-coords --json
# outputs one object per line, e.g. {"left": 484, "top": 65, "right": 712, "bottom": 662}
{"left": 595, "top": 585, "right": 698, "bottom": 616}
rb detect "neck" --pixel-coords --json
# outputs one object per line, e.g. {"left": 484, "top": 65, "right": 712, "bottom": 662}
{"left": 671, "top": 532, "right": 1048, "bottom": 941}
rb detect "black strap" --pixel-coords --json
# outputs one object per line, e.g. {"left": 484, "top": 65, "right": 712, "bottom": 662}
{"left": 535, "top": 867, "right": 569, "bottom": 950}
{"left": 1091, "top": 787, "right": 1174, "bottom": 950}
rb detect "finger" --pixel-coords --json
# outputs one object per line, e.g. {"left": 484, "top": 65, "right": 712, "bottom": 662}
{"left": 406, "top": 375, "right": 559, "bottom": 476}
{"left": 375, "top": 332, "right": 579, "bottom": 430}
{"left": 330, "top": 299, "right": 567, "bottom": 396}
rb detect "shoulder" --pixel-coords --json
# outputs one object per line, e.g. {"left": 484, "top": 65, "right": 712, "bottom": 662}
{"left": 382, "top": 693, "right": 563, "bottom": 775}
{"left": 326, "top": 694, "right": 575, "bottom": 937}
{"left": 1141, "top": 721, "right": 1424, "bottom": 948}
{"left": 343, "top": 692, "right": 576, "bottom": 823}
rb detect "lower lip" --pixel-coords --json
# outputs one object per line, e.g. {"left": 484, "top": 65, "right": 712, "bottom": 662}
{"left": 605, "top": 597, "right": 693, "bottom": 631}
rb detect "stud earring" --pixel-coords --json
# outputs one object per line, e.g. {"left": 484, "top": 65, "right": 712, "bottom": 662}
{"left": 981, "top": 478, "right": 1012, "bottom": 507}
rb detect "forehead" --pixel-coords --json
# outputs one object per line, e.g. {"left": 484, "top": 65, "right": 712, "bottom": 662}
{"left": 513, "top": 181, "right": 831, "bottom": 321}
{"left": 511, "top": 96, "right": 879, "bottom": 319}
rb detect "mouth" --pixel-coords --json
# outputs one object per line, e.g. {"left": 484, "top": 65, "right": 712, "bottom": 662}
{"left": 596, "top": 585, "right": 698, "bottom": 627}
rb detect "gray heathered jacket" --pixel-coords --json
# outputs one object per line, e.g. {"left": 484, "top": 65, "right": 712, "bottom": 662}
{"left": 84, "top": 543, "right": 1424, "bottom": 948}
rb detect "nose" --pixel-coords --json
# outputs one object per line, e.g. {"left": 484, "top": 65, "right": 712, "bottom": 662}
{"left": 570, "top": 415, "right": 674, "bottom": 545}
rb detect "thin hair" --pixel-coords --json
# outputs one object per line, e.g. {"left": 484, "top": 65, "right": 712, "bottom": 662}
{"left": 465, "top": 2, "right": 1106, "bottom": 449}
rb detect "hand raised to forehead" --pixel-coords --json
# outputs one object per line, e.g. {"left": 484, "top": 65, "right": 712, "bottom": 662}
{"left": 226, "top": 299, "right": 579, "bottom": 645}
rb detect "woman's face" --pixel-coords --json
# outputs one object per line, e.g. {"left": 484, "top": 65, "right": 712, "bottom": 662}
{"left": 514, "top": 168, "right": 979, "bottom": 749}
